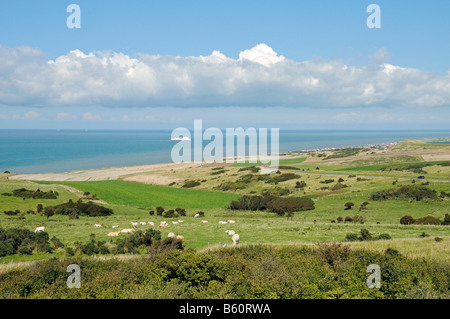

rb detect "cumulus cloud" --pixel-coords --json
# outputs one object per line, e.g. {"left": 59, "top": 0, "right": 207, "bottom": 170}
{"left": 0, "top": 44, "right": 449, "bottom": 108}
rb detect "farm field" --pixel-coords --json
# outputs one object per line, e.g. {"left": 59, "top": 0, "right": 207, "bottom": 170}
{"left": 1, "top": 138, "right": 450, "bottom": 265}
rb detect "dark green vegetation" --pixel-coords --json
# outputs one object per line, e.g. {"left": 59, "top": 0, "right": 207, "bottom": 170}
{"left": 371, "top": 185, "right": 438, "bottom": 201}
{"left": 44, "top": 200, "right": 114, "bottom": 218}
{"left": 400, "top": 214, "right": 450, "bottom": 226}
{"left": 229, "top": 194, "right": 315, "bottom": 215}
{"left": 345, "top": 229, "right": 392, "bottom": 242}
{"left": 0, "top": 229, "right": 57, "bottom": 257}
{"left": 2, "top": 188, "right": 58, "bottom": 199}
{"left": 0, "top": 244, "right": 448, "bottom": 299}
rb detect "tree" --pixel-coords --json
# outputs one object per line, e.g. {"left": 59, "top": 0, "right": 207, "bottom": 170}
{"left": 344, "top": 202, "right": 354, "bottom": 210}
{"left": 400, "top": 215, "right": 415, "bottom": 225}
{"left": 43, "top": 208, "right": 54, "bottom": 220}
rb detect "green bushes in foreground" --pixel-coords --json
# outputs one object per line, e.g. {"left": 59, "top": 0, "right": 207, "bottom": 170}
{"left": 0, "top": 243, "right": 448, "bottom": 299}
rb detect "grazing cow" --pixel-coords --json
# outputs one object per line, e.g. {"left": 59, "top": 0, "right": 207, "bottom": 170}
{"left": 201, "top": 220, "right": 208, "bottom": 223}
{"left": 227, "top": 220, "right": 236, "bottom": 224}
{"left": 168, "top": 232, "right": 175, "bottom": 238}
{"left": 159, "top": 225, "right": 167, "bottom": 229}
{"left": 140, "top": 222, "right": 147, "bottom": 226}
{"left": 108, "top": 231, "right": 120, "bottom": 237}
{"left": 112, "top": 225, "right": 119, "bottom": 228}
{"left": 148, "top": 222, "right": 154, "bottom": 226}
{"left": 120, "top": 228, "right": 134, "bottom": 233}
{"left": 232, "top": 233, "right": 240, "bottom": 245}
{"left": 131, "top": 222, "right": 139, "bottom": 228}
{"left": 172, "top": 221, "right": 179, "bottom": 225}
{"left": 218, "top": 221, "right": 228, "bottom": 224}
{"left": 94, "top": 224, "right": 102, "bottom": 228}
{"left": 178, "top": 220, "right": 183, "bottom": 223}
{"left": 176, "top": 235, "right": 184, "bottom": 241}
{"left": 160, "top": 221, "right": 169, "bottom": 227}
{"left": 225, "top": 230, "right": 236, "bottom": 235}
{"left": 34, "top": 226, "right": 45, "bottom": 233}
{"left": 194, "top": 213, "right": 200, "bottom": 218}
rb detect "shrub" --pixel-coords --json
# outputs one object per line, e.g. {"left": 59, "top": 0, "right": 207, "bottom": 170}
{"left": 376, "top": 233, "right": 392, "bottom": 240}
{"left": 229, "top": 194, "right": 315, "bottom": 215}
{"left": 332, "top": 182, "right": 347, "bottom": 190}
{"left": 400, "top": 215, "right": 415, "bottom": 225}
{"left": 44, "top": 200, "right": 113, "bottom": 217}
{"left": 156, "top": 206, "right": 165, "bottom": 216}
{"left": 163, "top": 210, "right": 176, "bottom": 218}
{"left": 344, "top": 202, "right": 354, "bottom": 210}
{"left": 345, "top": 233, "right": 359, "bottom": 241}
{"left": 148, "top": 238, "right": 184, "bottom": 255}
{"left": 182, "top": 180, "right": 201, "bottom": 188}
{"left": 371, "top": 185, "right": 437, "bottom": 201}
{"left": 360, "top": 229, "right": 372, "bottom": 241}
{"left": 4, "top": 188, "right": 58, "bottom": 199}
{"left": 414, "top": 216, "right": 442, "bottom": 225}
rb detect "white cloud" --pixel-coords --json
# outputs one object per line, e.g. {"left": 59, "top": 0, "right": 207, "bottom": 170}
{"left": 0, "top": 44, "right": 449, "bottom": 109}
{"left": 56, "top": 112, "right": 76, "bottom": 120}
{"left": 10, "top": 111, "right": 40, "bottom": 120}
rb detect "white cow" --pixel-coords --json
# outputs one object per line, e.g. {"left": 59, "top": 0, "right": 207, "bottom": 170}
{"left": 120, "top": 228, "right": 134, "bottom": 233}
{"left": 194, "top": 213, "right": 200, "bottom": 218}
{"left": 178, "top": 220, "right": 184, "bottom": 223}
{"left": 168, "top": 232, "right": 175, "bottom": 238}
{"left": 232, "top": 233, "right": 240, "bottom": 245}
{"left": 160, "top": 221, "right": 169, "bottom": 227}
{"left": 131, "top": 222, "right": 139, "bottom": 228}
{"left": 34, "top": 226, "right": 45, "bottom": 233}
{"left": 140, "top": 222, "right": 147, "bottom": 226}
{"left": 148, "top": 222, "right": 154, "bottom": 226}
{"left": 201, "top": 220, "right": 208, "bottom": 223}
{"left": 94, "top": 224, "right": 102, "bottom": 228}
{"left": 112, "top": 225, "right": 119, "bottom": 228}
{"left": 176, "top": 235, "right": 184, "bottom": 241}
{"left": 172, "top": 221, "right": 179, "bottom": 225}
{"left": 227, "top": 220, "right": 236, "bottom": 224}
{"left": 108, "top": 231, "right": 120, "bottom": 237}
{"left": 225, "top": 230, "right": 236, "bottom": 235}
{"left": 219, "top": 221, "right": 228, "bottom": 224}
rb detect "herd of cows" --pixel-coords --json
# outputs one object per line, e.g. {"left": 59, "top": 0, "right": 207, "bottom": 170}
{"left": 33, "top": 217, "right": 240, "bottom": 246}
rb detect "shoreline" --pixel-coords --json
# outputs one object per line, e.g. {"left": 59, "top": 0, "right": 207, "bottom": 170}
{"left": 6, "top": 137, "right": 450, "bottom": 182}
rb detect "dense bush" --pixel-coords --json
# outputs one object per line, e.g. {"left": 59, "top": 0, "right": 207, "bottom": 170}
{"left": 371, "top": 185, "right": 438, "bottom": 201}
{"left": 182, "top": 180, "right": 201, "bottom": 188}
{"left": 400, "top": 215, "right": 415, "bottom": 225}
{"left": 44, "top": 200, "right": 113, "bottom": 217}
{"left": 0, "top": 244, "right": 449, "bottom": 299}
{"left": 400, "top": 214, "right": 449, "bottom": 226}
{"left": 345, "top": 229, "right": 389, "bottom": 242}
{"left": 2, "top": 188, "right": 58, "bottom": 199}
{"left": 229, "top": 194, "right": 315, "bottom": 216}
{"left": 0, "top": 228, "right": 59, "bottom": 257}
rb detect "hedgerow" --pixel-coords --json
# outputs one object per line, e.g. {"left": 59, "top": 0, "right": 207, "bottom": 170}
{"left": 0, "top": 244, "right": 448, "bottom": 299}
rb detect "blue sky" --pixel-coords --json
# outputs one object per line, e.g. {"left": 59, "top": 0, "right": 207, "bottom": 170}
{"left": 0, "top": 0, "right": 449, "bottom": 129}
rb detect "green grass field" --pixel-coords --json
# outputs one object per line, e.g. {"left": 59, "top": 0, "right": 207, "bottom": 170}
{"left": 1, "top": 141, "right": 450, "bottom": 264}
{"left": 36, "top": 180, "right": 239, "bottom": 209}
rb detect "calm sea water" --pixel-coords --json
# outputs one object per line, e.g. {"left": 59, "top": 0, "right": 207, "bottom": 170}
{"left": 0, "top": 130, "right": 449, "bottom": 173}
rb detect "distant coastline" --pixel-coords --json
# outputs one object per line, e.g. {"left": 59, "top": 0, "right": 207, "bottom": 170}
{"left": 1, "top": 130, "right": 449, "bottom": 174}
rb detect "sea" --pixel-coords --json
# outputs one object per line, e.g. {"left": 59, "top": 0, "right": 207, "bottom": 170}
{"left": 0, "top": 130, "right": 449, "bottom": 174}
